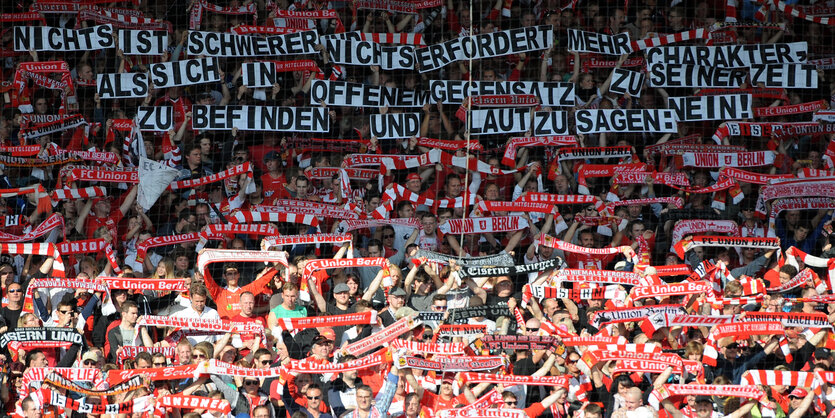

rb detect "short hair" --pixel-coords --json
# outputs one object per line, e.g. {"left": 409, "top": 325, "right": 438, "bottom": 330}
{"left": 306, "top": 383, "right": 322, "bottom": 393}
{"left": 253, "top": 406, "right": 271, "bottom": 416}
{"left": 22, "top": 397, "right": 36, "bottom": 412}
{"left": 254, "top": 348, "right": 271, "bottom": 359}
{"left": 135, "top": 352, "right": 153, "bottom": 365}
{"left": 190, "top": 283, "right": 208, "bottom": 298}
{"left": 585, "top": 404, "right": 603, "bottom": 416}
{"left": 367, "top": 239, "right": 383, "bottom": 251}
{"left": 295, "top": 176, "right": 310, "bottom": 185}
{"left": 120, "top": 300, "right": 138, "bottom": 313}
{"left": 502, "top": 391, "right": 517, "bottom": 401}
{"left": 357, "top": 385, "right": 373, "bottom": 395}
{"left": 176, "top": 339, "right": 193, "bottom": 350}
{"left": 339, "top": 354, "right": 358, "bottom": 363}
{"left": 282, "top": 282, "right": 299, "bottom": 292}
{"left": 240, "top": 291, "right": 255, "bottom": 300}
{"left": 432, "top": 294, "right": 447, "bottom": 303}
{"left": 780, "top": 265, "right": 798, "bottom": 277}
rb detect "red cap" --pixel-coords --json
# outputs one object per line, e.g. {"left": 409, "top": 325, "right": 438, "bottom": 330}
{"left": 790, "top": 388, "right": 808, "bottom": 398}
{"left": 407, "top": 173, "right": 421, "bottom": 181}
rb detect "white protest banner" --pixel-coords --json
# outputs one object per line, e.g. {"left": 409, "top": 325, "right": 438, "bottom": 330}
{"left": 370, "top": 113, "right": 421, "bottom": 139}
{"left": 149, "top": 58, "right": 220, "bottom": 89}
{"left": 469, "top": 108, "right": 529, "bottom": 136}
{"left": 118, "top": 29, "right": 168, "bottom": 55}
{"left": 136, "top": 107, "right": 173, "bottom": 131}
{"left": 648, "top": 64, "right": 747, "bottom": 88}
{"left": 668, "top": 95, "right": 752, "bottom": 122}
{"left": 310, "top": 80, "right": 431, "bottom": 108}
{"left": 430, "top": 80, "right": 574, "bottom": 107}
{"left": 186, "top": 30, "right": 319, "bottom": 57}
{"left": 532, "top": 111, "right": 569, "bottom": 136}
{"left": 609, "top": 68, "right": 644, "bottom": 97}
{"left": 645, "top": 43, "right": 808, "bottom": 66}
{"left": 750, "top": 64, "right": 818, "bottom": 88}
{"left": 96, "top": 73, "right": 149, "bottom": 99}
{"left": 241, "top": 61, "right": 320, "bottom": 88}
{"left": 575, "top": 109, "right": 678, "bottom": 134}
{"left": 137, "top": 157, "right": 181, "bottom": 211}
{"left": 416, "top": 25, "right": 553, "bottom": 72}
{"left": 325, "top": 39, "right": 415, "bottom": 70}
{"left": 192, "top": 105, "right": 329, "bottom": 132}
{"left": 567, "top": 28, "right": 631, "bottom": 55}
{"left": 14, "top": 24, "right": 115, "bottom": 51}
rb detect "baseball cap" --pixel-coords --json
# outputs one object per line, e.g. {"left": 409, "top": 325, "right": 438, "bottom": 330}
{"left": 318, "top": 328, "right": 336, "bottom": 341}
{"left": 441, "top": 372, "right": 455, "bottom": 384}
{"left": 264, "top": 151, "right": 278, "bottom": 161}
{"left": 333, "top": 283, "right": 350, "bottom": 294}
{"left": 82, "top": 351, "right": 100, "bottom": 363}
{"left": 815, "top": 347, "right": 831, "bottom": 360}
{"left": 789, "top": 388, "right": 808, "bottom": 398}
{"left": 407, "top": 173, "right": 421, "bottom": 181}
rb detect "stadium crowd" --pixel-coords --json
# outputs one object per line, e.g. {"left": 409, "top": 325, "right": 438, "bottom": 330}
{"left": 1, "top": 0, "right": 835, "bottom": 418}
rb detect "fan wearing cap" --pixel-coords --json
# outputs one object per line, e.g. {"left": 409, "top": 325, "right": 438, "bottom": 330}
{"left": 660, "top": 393, "right": 758, "bottom": 418}
{"left": 261, "top": 151, "right": 288, "bottom": 204}
{"left": 380, "top": 287, "right": 408, "bottom": 327}
{"left": 203, "top": 262, "right": 279, "bottom": 319}
{"left": 76, "top": 185, "right": 138, "bottom": 241}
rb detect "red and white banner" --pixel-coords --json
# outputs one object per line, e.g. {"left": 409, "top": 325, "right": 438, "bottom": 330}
{"left": 502, "top": 136, "right": 576, "bottom": 166}
{"left": 274, "top": 311, "right": 378, "bottom": 330}
{"left": 459, "top": 373, "right": 570, "bottom": 387}
{"left": 632, "top": 281, "right": 713, "bottom": 300}
{"left": 343, "top": 315, "right": 421, "bottom": 356}
{"left": 439, "top": 216, "right": 528, "bottom": 235}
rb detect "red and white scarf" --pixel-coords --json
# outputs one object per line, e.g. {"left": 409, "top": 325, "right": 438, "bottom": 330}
{"left": 136, "top": 232, "right": 200, "bottom": 263}
{"left": 343, "top": 315, "right": 421, "bottom": 356}
{"left": 754, "top": 100, "right": 827, "bottom": 118}
{"left": 648, "top": 384, "right": 763, "bottom": 409}
{"left": 502, "top": 136, "right": 576, "bottom": 166}
{"left": 673, "top": 236, "right": 780, "bottom": 260}
{"left": 459, "top": 373, "right": 570, "bottom": 387}
{"left": 380, "top": 149, "right": 524, "bottom": 176}
{"left": 50, "top": 186, "right": 106, "bottom": 201}
{"left": 388, "top": 339, "right": 466, "bottom": 355}
{"left": 741, "top": 370, "right": 815, "bottom": 387}
{"left": 671, "top": 220, "right": 739, "bottom": 251}
{"left": 630, "top": 28, "right": 709, "bottom": 51}
{"left": 0, "top": 213, "right": 63, "bottom": 243}
{"left": 137, "top": 315, "right": 264, "bottom": 334}
{"left": 170, "top": 162, "right": 252, "bottom": 191}
{"left": 273, "top": 311, "right": 378, "bottom": 330}
{"left": 632, "top": 281, "right": 713, "bottom": 300}
{"left": 231, "top": 211, "right": 320, "bottom": 228}
{"left": 439, "top": 216, "right": 528, "bottom": 235}
{"left": 70, "top": 167, "right": 139, "bottom": 183}
{"left": 287, "top": 348, "right": 389, "bottom": 374}
{"left": 195, "top": 224, "right": 277, "bottom": 250}
{"left": 261, "top": 233, "right": 352, "bottom": 250}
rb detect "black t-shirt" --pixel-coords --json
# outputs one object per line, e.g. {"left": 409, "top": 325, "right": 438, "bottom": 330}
{"left": 1, "top": 306, "right": 21, "bottom": 332}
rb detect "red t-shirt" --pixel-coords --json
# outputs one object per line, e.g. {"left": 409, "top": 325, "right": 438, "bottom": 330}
{"left": 420, "top": 392, "right": 468, "bottom": 411}
{"left": 565, "top": 251, "right": 617, "bottom": 270}
{"left": 261, "top": 173, "right": 287, "bottom": 204}
{"left": 85, "top": 209, "right": 124, "bottom": 240}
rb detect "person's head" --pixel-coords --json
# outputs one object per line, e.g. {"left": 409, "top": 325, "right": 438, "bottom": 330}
{"left": 7, "top": 282, "right": 22, "bottom": 303}
{"left": 404, "top": 393, "right": 421, "bottom": 417}
{"left": 367, "top": 239, "right": 383, "bottom": 258}
{"left": 18, "top": 312, "right": 39, "bottom": 328}
{"left": 186, "top": 145, "right": 202, "bottom": 167}
{"left": 578, "top": 230, "right": 595, "bottom": 247}
{"left": 176, "top": 339, "right": 193, "bottom": 365}
{"left": 789, "top": 388, "right": 808, "bottom": 408}
{"left": 793, "top": 222, "right": 813, "bottom": 242}
{"left": 26, "top": 350, "right": 47, "bottom": 368}
{"left": 56, "top": 299, "right": 78, "bottom": 325}
{"left": 502, "top": 391, "right": 518, "bottom": 408}
{"left": 295, "top": 176, "right": 310, "bottom": 199}
{"left": 356, "top": 385, "right": 374, "bottom": 410}
{"left": 780, "top": 265, "right": 799, "bottom": 285}
{"left": 120, "top": 300, "right": 139, "bottom": 325}
{"left": 305, "top": 383, "right": 323, "bottom": 411}
{"left": 622, "top": 387, "right": 642, "bottom": 410}
{"left": 281, "top": 282, "right": 299, "bottom": 308}
{"left": 584, "top": 403, "right": 603, "bottom": 418}
{"left": 239, "top": 291, "right": 255, "bottom": 316}
{"left": 422, "top": 213, "right": 438, "bottom": 234}
{"left": 431, "top": 294, "right": 448, "bottom": 312}
{"left": 135, "top": 351, "right": 153, "bottom": 368}
{"left": 22, "top": 396, "right": 41, "bottom": 418}
{"left": 388, "top": 287, "right": 407, "bottom": 310}
{"left": 380, "top": 226, "right": 396, "bottom": 248}
{"left": 444, "top": 174, "right": 462, "bottom": 198}
{"left": 152, "top": 353, "right": 168, "bottom": 368}
{"left": 333, "top": 282, "right": 351, "bottom": 305}
{"left": 253, "top": 348, "right": 272, "bottom": 368}
{"left": 396, "top": 200, "right": 415, "bottom": 219}
{"left": 242, "top": 377, "right": 261, "bottom": 394}
{"left": 252, "top": 406, "right": 270, "bottom": 418}
{"left": 405, "top": 173, "right": 422, "bottom": 193}
{"left": 223, "top": 263, "right": 240, "bottom": 286}
{"left": 192, "top": 346, "right": 210, "bottom": 362}
{"left": 684, "top": 340, "right": 703, "bottom": 361}
{"left": 190, "top": 284, "right": 208, "bottom": 313}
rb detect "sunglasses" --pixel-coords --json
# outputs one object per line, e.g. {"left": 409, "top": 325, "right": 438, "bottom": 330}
{"left": 433, "top": 305, "right": 447, "bottom": 310}
{"left": 59, "top": 310, "right": 73, "bottom": 315}
{"left": 306, "top": 395, "right": 322, "bottom": 400}
{"left": 193, "top": 353, "right": 206, "bottom": 359}
{"left": 383, "top": 234, "right": 394, "bottom": 239}
{"left": 83, "top": 360, "right": 97, "bottom": 366}
{"left": 244, "top": 381, "right": 259, "bottom": 386}
{"left": 504, "top": 401, "right": 517, "bottom": 406}
{"left": 153, "top": 362, "right": 167, "bottom": 367}
{"left": 567, "top": 359, "right": 578, "bottom": 364}
{"left": 7, "top": 289, "right": 21, "bottom": 293}
{"left": 260, "top": 360, "right": 271, "bottom": 365}
{"left": 527, "top": 328, "right": 539, "bottom": 332}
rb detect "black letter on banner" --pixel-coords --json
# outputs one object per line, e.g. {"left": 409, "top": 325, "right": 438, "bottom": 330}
{"left": 533, "top": 111, "right": 568, "bottom": 136}
{"left": 136, "top": 106, "right": 173, "bottom": 131}
{"left": 608, "top": 68, "right": 644, "bottom": 97}
{"left": 370, "top": 113, "right": 421, "bottom": 139}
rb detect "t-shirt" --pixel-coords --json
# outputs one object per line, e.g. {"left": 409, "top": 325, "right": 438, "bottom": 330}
{"left": 261, "top": 173, "right": 287, "bottom": 203}
{"left": 271, "top": 304, "right": 307, "bottom": 319}
{"left": 565, "top": 250, "right": 617, "bottom": 270}
{"left": 85, "top": 209, "right": 125, "bottom": 240}
{"left": 420, "top": 392, "right": 467, "bottom": 411}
